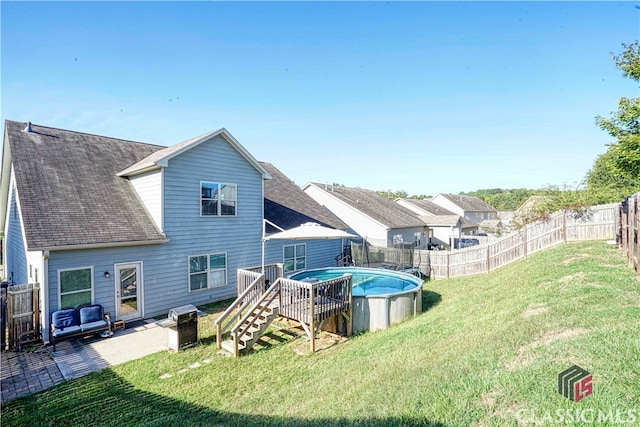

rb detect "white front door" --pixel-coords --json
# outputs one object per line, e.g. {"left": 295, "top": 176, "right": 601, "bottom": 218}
{"left": 115, "top": 262, "right": 143, "bottom": 321}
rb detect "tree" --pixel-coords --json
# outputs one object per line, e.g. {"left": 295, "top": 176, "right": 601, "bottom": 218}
{"left": 585, "top": 149, "right": 640, "bottom": 204}
{"left": 462, "top": 188, "right": 538, "bottom": 211}
{"left": 510, "top": 184, "right": 588, "bottom": 230}
{"left": 375, "top": 189, "right": 409, "bottom": 200}
{"left": 595, "top": 41, "right": 640, "bottom": 179}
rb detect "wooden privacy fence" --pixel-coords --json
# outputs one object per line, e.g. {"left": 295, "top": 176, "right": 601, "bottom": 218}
{"left": 2, "top": 282, "right": 41, "bottom": 350}
{"left": 619, "top": 192, "right": 639, "bottom": 280}
{"left": 426, "top": 203, "right": 617, "bottom": 279}
{"left": 354, "top": 204, "right": 618, "bottom": 280}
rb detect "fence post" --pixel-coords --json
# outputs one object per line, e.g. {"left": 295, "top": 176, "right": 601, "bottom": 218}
{"left": 562, "top": 210, "right": 568, "bottom": 243}
{"left": 486, "top": 245, "right": 490, "bottom": 273}
{"left": 446, "top": 251, "right": 450, "bottom": 279}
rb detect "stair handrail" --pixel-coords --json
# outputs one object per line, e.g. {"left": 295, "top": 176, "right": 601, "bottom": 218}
{"left": 230, "top": 279, "right": 281, "bottom": 356}
{"left": 215, "top": 272, "right": 264, "bottom": 349}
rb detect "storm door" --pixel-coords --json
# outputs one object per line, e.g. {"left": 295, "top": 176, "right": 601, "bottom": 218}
{"left": 115, "top": 262, "right": 143, "bottom": 321}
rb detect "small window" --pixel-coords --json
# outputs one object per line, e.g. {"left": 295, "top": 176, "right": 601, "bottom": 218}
{"left": 201, "top": 182, "right": 237, "bottom": 216}
{"left": 283, "top": 244, "right": 306, "bottom": 273}
{"left": 59, "top": 267, "right": 93, "bottom": 308}
{"left": 188, "top": 253, "right": 227, "bottom": 292}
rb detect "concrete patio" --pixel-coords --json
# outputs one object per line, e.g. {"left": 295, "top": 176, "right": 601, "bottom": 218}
{"left": 1, "top": 319, "right": 168, "bottom": 404}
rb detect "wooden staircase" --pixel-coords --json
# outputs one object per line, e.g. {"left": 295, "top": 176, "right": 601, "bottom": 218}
{"left": 220, "top": 302, "right": 279, "bottom": 356}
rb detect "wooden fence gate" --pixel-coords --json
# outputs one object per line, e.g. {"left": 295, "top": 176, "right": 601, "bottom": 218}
{"left": 619, "top": 192, "right": 639, "bottom": 280}
{"left": 2, "top": 283, "right": 41, "bottom": 351}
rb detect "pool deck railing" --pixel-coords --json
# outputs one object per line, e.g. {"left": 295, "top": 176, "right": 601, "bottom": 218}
{"left": 215, "top": 264, "right": 353, "bottom": 356}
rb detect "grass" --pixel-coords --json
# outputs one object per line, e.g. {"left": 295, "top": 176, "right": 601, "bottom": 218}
{"left": 2, "top": 241, "right": 639, "bottom": 426}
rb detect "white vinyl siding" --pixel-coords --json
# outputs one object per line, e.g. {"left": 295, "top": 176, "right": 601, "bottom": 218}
{"left": 129, "top": 170, "right": 163, "bottom": 231}
{"left": 303, "top": 184, "right": 389, "bottom": 247}
{"left": 58, "top": 266, "right": 94, "bottom": 308}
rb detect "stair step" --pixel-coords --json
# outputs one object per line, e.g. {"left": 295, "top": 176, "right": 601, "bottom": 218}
{"left": 221, "top": 339, "right": 246, "bottom": 354}
{"left": 223, "top": 299, "right": 281, "bottom": 357}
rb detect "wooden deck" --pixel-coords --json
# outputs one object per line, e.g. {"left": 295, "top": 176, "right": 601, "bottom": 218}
{"left": 215, "top": 265, "right": 352, "bottom": 355}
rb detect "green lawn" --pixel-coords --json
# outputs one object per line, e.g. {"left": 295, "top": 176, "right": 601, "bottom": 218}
{"left": 3, "top": 241, "right": 639, "bottom": 426}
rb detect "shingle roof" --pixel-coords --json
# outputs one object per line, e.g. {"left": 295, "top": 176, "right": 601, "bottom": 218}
{"left": 5, "top": 120, "right": 168, "bottom": 249}
{"left": 398, "top": 198, "right": 457, "bottom": 216}
{"left": 262, "top": 163, "right": 346, "bottom": 234}
{"left": 437, "top": 193, "right": 497, "bottom": 212}
{"left": 310, "top": 184, "right": 424, "bottom": 229}
{"left": 418, "top": 215, "right": 461, "bottom": 227}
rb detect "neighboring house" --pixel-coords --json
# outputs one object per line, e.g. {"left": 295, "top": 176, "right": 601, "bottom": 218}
{"left": 302, "top": 183, "right": 428, "bottom": 248}
{"left": 430, "top": 193, "right": 498, "bottom": 233}
{"left": 395, "top": 198, "right": 478, "bottom": 248}
{"left": 0, "top": 121, "right": 344, "bottom": 343}
{"left": 261, "top": 162, "right": 349, "bottom": 274}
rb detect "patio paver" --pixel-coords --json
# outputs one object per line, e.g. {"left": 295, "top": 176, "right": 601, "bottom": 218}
{"left": 1, "top": 319, "right": 167, "bottom": 404}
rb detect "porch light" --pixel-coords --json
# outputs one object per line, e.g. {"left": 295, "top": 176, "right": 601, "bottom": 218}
{"left": 104, "top": 271, "right": 110, "bottom": 279}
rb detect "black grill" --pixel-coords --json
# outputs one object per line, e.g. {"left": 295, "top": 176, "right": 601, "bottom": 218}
{"left": 167, "top": 304, "right": 198, "bottom": 351}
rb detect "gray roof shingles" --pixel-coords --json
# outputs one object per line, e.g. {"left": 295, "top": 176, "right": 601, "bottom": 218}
{"left": 312, "top": 184, "right": 424, "bottom": 229}
{"left": 6, "top": 121, "right": 168, "bottom": 249}
{"left": 438, "top": 193, "right": 497, "bottom": 212}
{"left": 262, "top": 163, "right": 346, "bottom": 233}
{"left": 399, "top": 198, "right": 457, "bottom": 216}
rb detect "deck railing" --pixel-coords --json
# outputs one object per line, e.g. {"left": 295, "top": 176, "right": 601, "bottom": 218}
{"left": 229, "top": 280, "right": 281, "bottom": 357}
{"left": 218, "top": 266, "right": 353, "bottom": 354}
{"left": 278, "top": 276, "right": 352, "bottom": 325}
{"left": 215, "top": 270, "right": 265, "bottom": 349}
{"left": 240, "top": 264, "right": 283, "bottom": 293}
{"left": 215, "top": 264, "right": 284, "bottom": 349}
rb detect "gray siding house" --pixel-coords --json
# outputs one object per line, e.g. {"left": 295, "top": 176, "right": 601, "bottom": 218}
{"left": 1, "top": 121, "right": 270, "bottom": 342}
{"left": 395, "top": 198, "right": 478, "bottom": 248}
{"left": 303, "top": 183, "right": 427, "bottom": 248}
{"left": 1, "top": 121, "right": 345, "bottom": 343}
{"left": 430, "top": 193, "right": 498, "bottom": 232}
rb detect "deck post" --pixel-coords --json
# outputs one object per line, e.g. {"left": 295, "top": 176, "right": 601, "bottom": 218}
{"left": 309, "top": 283, "right": 315, "bottom": 353}
{"left": 347, "top": 276, "right": 353, "bottom": 336}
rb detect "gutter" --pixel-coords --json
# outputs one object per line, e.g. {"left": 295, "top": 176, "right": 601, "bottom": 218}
{"left": 31, "top": 238, "right": 169, "bottom": 252}
{"left": 42, "top": 249, "right": 49, "bottom": 343}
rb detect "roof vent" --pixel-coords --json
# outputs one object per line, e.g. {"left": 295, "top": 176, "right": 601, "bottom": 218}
{"left": 22, "top": 122, "right": 33, "bottom": 133}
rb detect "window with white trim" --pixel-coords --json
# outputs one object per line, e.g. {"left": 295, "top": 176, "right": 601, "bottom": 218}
{"left": 201, "top": 182, "right": 237, "bottom": 216}
{"left": 283, "top": 244, "right": 306, "bottom": 273}
{"left": 59, "top": 267, "right": 93, "bottom": 308}
{"left": 189, "top": 253, "right": 227, "bottom": 292}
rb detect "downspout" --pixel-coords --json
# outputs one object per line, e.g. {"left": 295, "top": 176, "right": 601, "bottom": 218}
{"left": 42, "top": 249, "right": 50, "bottom": 343}
{"left": 261, "top": 220, "right": 266, "bottom": 274}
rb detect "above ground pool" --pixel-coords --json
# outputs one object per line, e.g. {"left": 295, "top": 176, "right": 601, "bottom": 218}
{"left": 289, "top": 267, "right": 424, "bottom": 333}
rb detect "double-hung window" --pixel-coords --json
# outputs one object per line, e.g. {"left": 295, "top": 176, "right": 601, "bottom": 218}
{"left": 189, "top": 253, "right": 227, "bottom": 292}
{"left": 59, "top": 267, "right": 93, "bottom": 308}
{"left": 201, "top": 182, "right": 237, "bottom": 216}
{"left": 283, "top": 244, "right": 306, "bottom": 273}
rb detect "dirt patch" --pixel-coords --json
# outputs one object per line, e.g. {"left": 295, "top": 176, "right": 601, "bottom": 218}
{"left": 481, "top": 390, "right": 500, "bottom": 407}
{"left": 292, "top": 331, "right": 348, "bottom": 355}
{"left": 558, "top": 272, "right": 586, "bottom": 285}
{"left": 505, "top": 328, "right": 589, "bottom": 370}
{"left": 523, "top": 303, "right": 548, "bottom": 318}
{"left": 561, "top": 253, "right": 591, "bottom": 265}
{"left": 626, "top": 291, "right": 640, "bottom": 305}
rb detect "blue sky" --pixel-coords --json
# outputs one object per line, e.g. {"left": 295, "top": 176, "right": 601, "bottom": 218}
{"left": 2, "top": 1, "right": 638, "bottom": 196}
